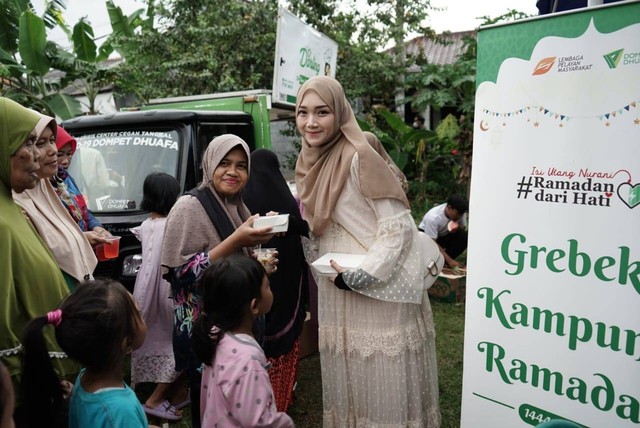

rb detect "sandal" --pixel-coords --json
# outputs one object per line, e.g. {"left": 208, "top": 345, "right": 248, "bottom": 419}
{"left": 143, "top": 400, "right": 182, "bottom": 421}
{"left": 173, "top": 389, "right": 191, "bottom": 410}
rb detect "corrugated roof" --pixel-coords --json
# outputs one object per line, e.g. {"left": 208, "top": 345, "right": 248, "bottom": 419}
{"left": 402, "top": 30, "right": 476, "bottom": 71}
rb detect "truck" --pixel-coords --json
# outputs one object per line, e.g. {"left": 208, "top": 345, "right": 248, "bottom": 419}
{"left": 61, "top": 90, "right": 295, "bottom": 290}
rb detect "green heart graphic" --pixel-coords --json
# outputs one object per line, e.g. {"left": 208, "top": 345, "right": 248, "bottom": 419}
{"left": 617, "top": 182, "right": 640, "bottom": 209}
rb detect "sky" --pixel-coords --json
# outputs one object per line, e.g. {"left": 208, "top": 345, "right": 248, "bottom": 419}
{"left": 33, "top": 0, "right": 540, "bottom": 49}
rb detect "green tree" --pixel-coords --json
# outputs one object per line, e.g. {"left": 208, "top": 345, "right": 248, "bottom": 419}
{"left": 116, "top": 0, "right": 437, "bottom": 108}
{"left": 286, "top": 0, "right": 436, "bottom": 108}
{"left": 113, "top": 0, "right": 279, "bottom": 102}
{"left": 407, "top": 32, "right": 477, "bottom": 203}
{"left": 371, "top": 0, "right": 437, "bottom": 117}
{"left": 407, "top": 10, "right": 531, "bottom": 203}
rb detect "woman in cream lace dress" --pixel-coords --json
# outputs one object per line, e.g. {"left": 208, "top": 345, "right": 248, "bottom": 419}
{"left": 295, "top": 76, "right": 443, "bottom": 427}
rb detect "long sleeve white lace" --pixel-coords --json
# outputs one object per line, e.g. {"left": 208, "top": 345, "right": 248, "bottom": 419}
{"left": 342, "top": 208, "right": 433, "bottom": 304}
{"left": 340, "top": 155, "right": 441, "bottom": 303}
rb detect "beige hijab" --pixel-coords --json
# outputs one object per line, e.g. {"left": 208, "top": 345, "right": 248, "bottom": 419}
{"left": 162, "top": 134, "right": 252, "bottom": 268}
{"left": 13, "top": 114, "right": 97, "bottom": 283}
{"left": 295, "top": 76, "right": 409, "bottom": 235}
{"left": 363, "top": 131, "right": 409, "bottom": 193}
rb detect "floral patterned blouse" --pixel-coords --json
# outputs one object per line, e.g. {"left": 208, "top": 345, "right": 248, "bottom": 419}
{"left": 164, "top": 252, "right": 211, "bottom": 372}
{"left": 165, "top": 251, "right": 265, "bottom": 373}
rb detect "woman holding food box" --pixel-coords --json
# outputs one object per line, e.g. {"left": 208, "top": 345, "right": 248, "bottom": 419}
{"left": 161, "top": 134, "right": 277, "bottom": 427}
{"left": 295, "top": 76, "right": 443, "bottom": 427}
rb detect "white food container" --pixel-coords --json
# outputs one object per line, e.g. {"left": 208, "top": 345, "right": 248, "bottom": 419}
{"left": 253, "top": 214, "right": 290, "bottom": 233}
{"left": 311, "top": 252, "right": 366, "bottom": 276}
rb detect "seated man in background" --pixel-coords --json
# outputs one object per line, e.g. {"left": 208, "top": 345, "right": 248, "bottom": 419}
{"left": 418, "top": 194, "right": 469, "bottom": 269}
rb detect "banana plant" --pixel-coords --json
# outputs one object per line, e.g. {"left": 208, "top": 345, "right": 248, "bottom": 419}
{"left": 65, "top": 0, "right": 155, "bottom": 114}
{"left": 358, "top": 107, "right": 437, "bottom": 173}
{"left": 0, "top": 2, "right": 82, "bottom": 119}
{"left": 105, "top": 0, "right": 152, "bottom": 57}
{"left": 0, "top": 0, "right": 137, "bottom": 118}
{"left": 69, "top": 17, "right": 119, "bottom": 115}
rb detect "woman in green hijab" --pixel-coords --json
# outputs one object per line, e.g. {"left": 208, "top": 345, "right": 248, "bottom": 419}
{"left": 0, "top": 98, "right": 77, "bottom": 421}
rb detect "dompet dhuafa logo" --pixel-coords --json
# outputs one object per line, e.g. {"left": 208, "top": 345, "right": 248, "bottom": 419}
{"left": 603, "top": 48, "right": 624, "bottom": 68}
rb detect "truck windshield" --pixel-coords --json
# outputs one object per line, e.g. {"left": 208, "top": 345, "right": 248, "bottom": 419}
{"left": 67, "top": 129, "right": 180, "bottom": 213}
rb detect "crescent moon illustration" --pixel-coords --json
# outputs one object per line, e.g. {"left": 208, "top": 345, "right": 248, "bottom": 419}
{"left": 479, "top": 120, "right": 489, "bottom": 131}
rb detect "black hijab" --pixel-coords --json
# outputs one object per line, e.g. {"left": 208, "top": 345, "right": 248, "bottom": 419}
{"left": 244, "top": 150, "right": 299, "bottom": 216}
{"left": 243, "top": 149, "right": 309, "bottom": 357}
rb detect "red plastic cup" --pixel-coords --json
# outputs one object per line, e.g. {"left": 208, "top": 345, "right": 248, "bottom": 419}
{"left": 103, "top": 236, "right": 121, "bottom": 259}
{"left": 96, "top": 237, "right": 120, "bottom": 261}
{"left": 95, "top": 244, "right": 106, "bottom": 261}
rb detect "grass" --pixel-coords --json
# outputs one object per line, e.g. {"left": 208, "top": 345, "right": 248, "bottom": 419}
{"left": 289, "top": 354, "right": 323, "bottom": 426}
{"left": 432, "top": 300, "right": 466, "bottom": 428}
{"left": 133, "top": 300, "right": 465, "bottom": 427}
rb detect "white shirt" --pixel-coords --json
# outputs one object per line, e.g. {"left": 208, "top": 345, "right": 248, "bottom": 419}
{"left": 418, "top": 203, "right": 467, "bottom": 239}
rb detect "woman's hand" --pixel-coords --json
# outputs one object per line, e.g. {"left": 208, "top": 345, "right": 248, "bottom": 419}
{"left": 209, "top": 215, "right": 277, "bottom": 261}
{"left": 84, "top": 230, "right": 111, "bottom": 247}
{"left": 264, "top": 211, "right": 286, "bottom": 238}
{"left": 329, "top": 260, "right": 352, "bottom": 290}
{"left": 93, "top": 227, "right": 112, "bottom": 238}
{"left": 328, "top": 260, "right": 346, "bottom": 285}
{"left": 329, "top": 259, "right": 346, "bottom": 274}
{"left": 234, "top": 215, "right": 276, "bottom": 248}
{"left": 208, "top": 215, "right": 275, "bottom": 261}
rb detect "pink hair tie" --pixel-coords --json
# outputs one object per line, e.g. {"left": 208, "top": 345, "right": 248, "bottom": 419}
{"left": 47, "top": 309, "right": 63, "bottom": 327}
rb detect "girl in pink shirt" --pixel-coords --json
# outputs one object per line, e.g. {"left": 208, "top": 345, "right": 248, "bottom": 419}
{"left": 192, "top": 255, "right": 294, "bottom": 427}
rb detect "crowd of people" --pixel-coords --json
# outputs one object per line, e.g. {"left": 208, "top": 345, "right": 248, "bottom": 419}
{"left": 1, "top": 75, "right": 468, "bottom": 427}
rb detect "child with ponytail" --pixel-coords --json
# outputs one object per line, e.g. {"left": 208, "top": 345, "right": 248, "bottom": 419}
{"left": 192, "top": 255, "right": 293, "bottom": 427}
{"left": 21, "top": 280, "right": 159, "bottom": 428}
